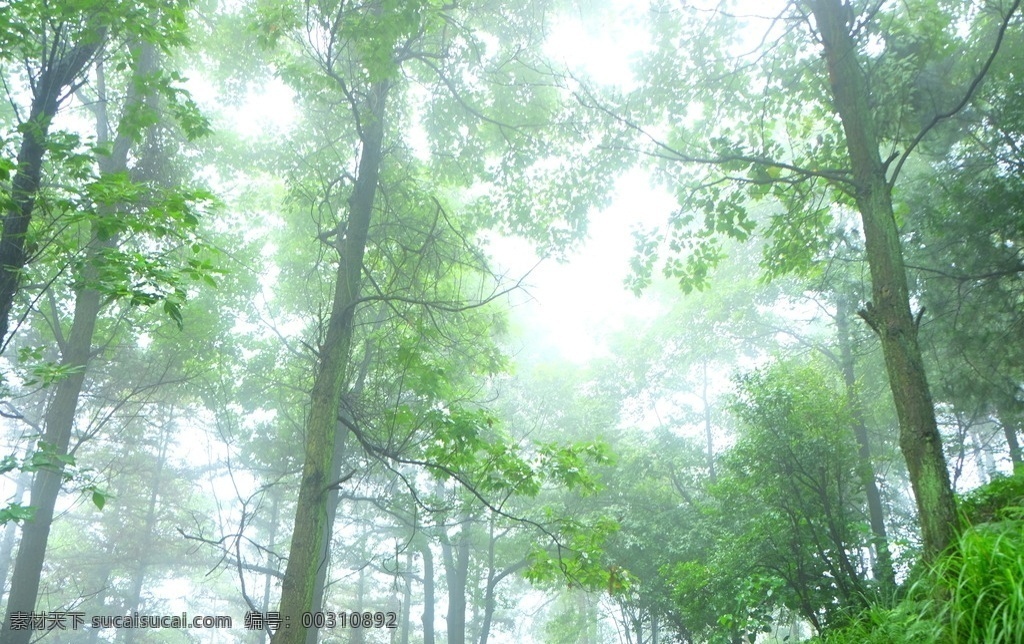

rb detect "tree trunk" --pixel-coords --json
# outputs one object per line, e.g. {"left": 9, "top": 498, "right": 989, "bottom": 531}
{"left": 807, "top": 0, "right": 958, "bottom": 559}
{"left": 350, "top": 567, "right": 367, "bottom": 644}
{"left": 303, "top": 422, "right": 350, "bottom": 644}
{"left": 302, "top": 332, "right": 378, "bottom": 644}
{"left": 85, "top": 542, "right": 117, "bottom": 644}
{"left": 478, "top": 525, "right": 497, "bottom": 644}
{"left": 0, "top": 37, "right": 101, "bottom": 347}
{"left": 440, "top": 518, "right": 470, "bottom": 644}
{"left": 478, "top": 522, "right": 526, "bottom": 644}
{"left": 836, "top": 293, "right": 895, "bottom": 590}
{"left": 968, "top": 423, "right": 996, "bottom": 482}
{"left": 421, "top": 542, "right": 435, "bottom": 644}
{"left": 0, "top": 249, "right": 104, "bottom": 644}
{"left": 0, "top": 464, "right": 30, "bottom": 602}
{"left": 995, "top": 400, "right": 1022, "bottom": 468}
{"left": 399, "top": 551, "right": 412, "bottom": 644}
{"left": 119, "top": 419, "right": 171, "bottom": 644}
{"left": 701, "top": 360, "right": 716, "bottom": 484}
{"left": 576, "top": 592, "right": 596, "bottom": 644}
{"left": 260, "top": 490, "right": 283, "bottom": 644}
{"left": 271, "top": 80, "right": 388, "bottom": 644}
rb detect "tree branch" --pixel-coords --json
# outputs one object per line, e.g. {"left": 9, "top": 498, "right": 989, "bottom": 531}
{"left": 571, "top": 74, "right": 855, "bottom": 186}
{"left": 888, "top": 0, "right": 1023, "bottom": 185}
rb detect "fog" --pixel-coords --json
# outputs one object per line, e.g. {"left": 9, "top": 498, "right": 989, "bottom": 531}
{"left": 0, "top": 1, "right": 1022, "bottom": 643}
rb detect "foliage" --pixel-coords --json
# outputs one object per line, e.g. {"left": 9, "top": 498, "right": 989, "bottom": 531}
{"left": 898, "top": 29, "right": 1024, "bottom": 471}
{"left": 941, "top": 516, "right": 1024, "bottom": 643}
{"left": 721, "top": 360, "right": 870, "bottom": 627}
{"left": 814, "top": 590, "right": 948, "bottom": 644}
{"left": 620, "top": 0, "right": 1008, "bottom": 292}
{"left": 0, "top": 0, "right": 193, "bottom": 65}
{"left": 0, "top": 440, "right": 109, "bottom": 524}
{"left": 640, "top": 359, "right": 872, "bottom": 639}
{"left": 960, "top": 469, "right": 1024, "bottom": 525}
{"left": 819, "top": 517, "right": 1024, "bottom": 644}
{"left": 821, "top": 469, "right": 1024, "bottom": 643}
{"left": 524, "top": 514, "right": 622, "bottom": 591}
{"left": 3, "top": 0, "right": 1024, "bottom": 639}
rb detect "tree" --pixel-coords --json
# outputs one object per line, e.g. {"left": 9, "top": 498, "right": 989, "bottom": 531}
{"left": 725, "top": 360, "right": 872, "bottom": 632}
{"left": 245, "top": 0, "right": 620, "bottom": 640}
{"left": 0, "top": 0, "right": 198, "bottom": 349}
{"left": 0, "top": 22, "right": 214, "bottom": 643}
{"left": 804, "top": 0, "right": 957, "bottom": 562}
{"left": 598, "top": 0, "right": 1023, "bottom": 559}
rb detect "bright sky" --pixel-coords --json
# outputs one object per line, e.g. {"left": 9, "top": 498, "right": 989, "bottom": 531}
{"left": 487, "top": 169, "right": 672, "bottom": 364}
{"left": 484, "top": 0, "right": 666, "bottom": 364}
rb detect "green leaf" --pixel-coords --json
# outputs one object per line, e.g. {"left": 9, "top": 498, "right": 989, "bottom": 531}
{"left": 0, "top": 455, "right": 19, "bottom": 475}
{"left": 90, "top": 488, "right": 107, "bottom": 510}
{"left": 27, "top": 441, "right": 76, "bottom": 471}
{"left": 0, "top": 504, "right": 35, "bottom": 524}
{"left": 163, "top": 300, "right": 184, "bottom": 329}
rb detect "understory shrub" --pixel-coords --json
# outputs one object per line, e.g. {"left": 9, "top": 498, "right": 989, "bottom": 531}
{"left": 817, "top": 471, "right": 1024, "bottom": 643}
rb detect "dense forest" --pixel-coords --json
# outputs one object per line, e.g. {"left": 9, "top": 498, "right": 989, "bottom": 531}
{"left": 0, "top": 0, "right": 1022, "bottom": 642}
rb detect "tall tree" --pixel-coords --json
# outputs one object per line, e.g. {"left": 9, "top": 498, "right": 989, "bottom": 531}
{"left": 604, "top": 0, "right": 1023, "bottom": 559}
{"left": 804, "top": 0, "right": 957, "bottom": 562}
{"left": 0, "top": 30, "right": 213, "bottom": 644}
{"left": 251, "top": 0, "right": 618, "bottom": 639}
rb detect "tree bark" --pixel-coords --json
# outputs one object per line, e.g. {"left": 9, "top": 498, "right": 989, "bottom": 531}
{"left": 421, "top": 542, "right": 435, "bottom": 644}
{"left": 807, "top": 0, "right": 958, "bottom": 559}
{"left": 271, "top": 80, "right": 388, "bottom": 644}
{"left": 303, "top": 422, "right": 350, "bottom": 644}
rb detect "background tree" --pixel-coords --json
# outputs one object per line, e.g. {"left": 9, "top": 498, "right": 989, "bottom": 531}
{"left": 0, "top": 21, "right": 217, "bottom": 640}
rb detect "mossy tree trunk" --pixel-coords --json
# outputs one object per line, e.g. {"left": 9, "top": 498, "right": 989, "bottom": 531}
{"left": 271, "top": 80, "right": 388, "bottom": 644}
{"left": 808, "top": 0, "right": 958, "bottom": 559}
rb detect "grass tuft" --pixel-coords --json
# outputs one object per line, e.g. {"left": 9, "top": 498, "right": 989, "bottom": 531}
{"left": 939, "top": 509, "right": 1024, "bottom": 644}
{"left": 816, "top": 504, "right": 1024, "bottom": 643}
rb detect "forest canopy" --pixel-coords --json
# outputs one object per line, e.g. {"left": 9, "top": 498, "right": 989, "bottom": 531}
{"left": 0, "top": 0, "right": 1022, "bottom": 642}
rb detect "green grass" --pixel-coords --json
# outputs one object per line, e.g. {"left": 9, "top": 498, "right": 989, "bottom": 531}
{"left": 816, "top": 473, "right": 1024, "bottom": 644}
{"left": 939, "top": 509, "right": 1024, "bottom": 644}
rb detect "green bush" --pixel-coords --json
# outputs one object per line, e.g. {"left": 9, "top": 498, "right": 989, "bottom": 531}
{"left": 959, "top": 469, "right": 1024, "bottom": 525}
{"left": 817, "top": 484, "right": 1024, "bottom": 644}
